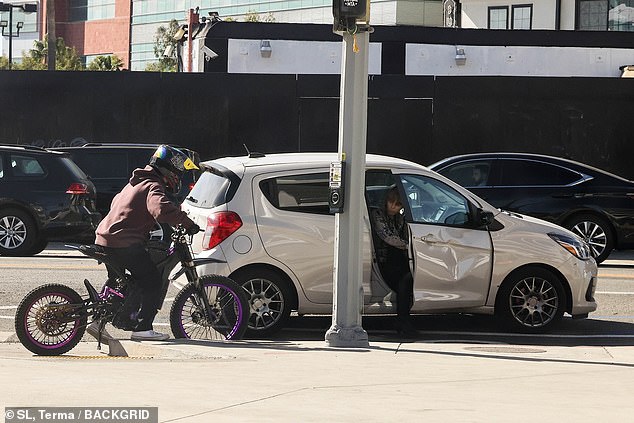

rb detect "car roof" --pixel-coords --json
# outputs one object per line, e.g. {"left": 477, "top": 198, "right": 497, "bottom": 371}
{"left": 53, "top": 144, "right": 159, "bottom": 150}
{"left": 429, "top": 152, "right": 633, "bottom": 183}
{"left": 52, "top": 143, "right": 196, "bottom": 152}
{"left": 0, "top": 144, "right": 66, "bottom": 156}
{"left": 206, "top": 152, "right": 428, "bottom": 173}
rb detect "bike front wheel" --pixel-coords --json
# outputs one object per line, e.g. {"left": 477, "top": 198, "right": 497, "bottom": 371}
{"left": 170, "top": 275, "right": 249, "bottom": 341}
{"left": 15, "top": 284, "right": 87, "bottom": 355}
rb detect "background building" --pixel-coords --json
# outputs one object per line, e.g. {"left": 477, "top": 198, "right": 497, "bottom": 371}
{"left": 2, "top": 0, "right": 632, "bottom": 71}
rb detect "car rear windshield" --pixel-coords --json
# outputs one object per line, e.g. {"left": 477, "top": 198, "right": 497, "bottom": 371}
{"left": 185, "top": 170, "right": 235, "bottom": 209}
{"left": 60, "top": 156, "right": 90, "bottom": 180}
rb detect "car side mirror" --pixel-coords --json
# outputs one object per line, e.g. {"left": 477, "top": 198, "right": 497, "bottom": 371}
{"left": 475, "top": 208, "right": 494, "bottom": 227}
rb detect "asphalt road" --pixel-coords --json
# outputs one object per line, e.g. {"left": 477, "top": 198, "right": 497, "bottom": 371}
{"left": 1, "top": 243, "right": 634, "bottom": 346}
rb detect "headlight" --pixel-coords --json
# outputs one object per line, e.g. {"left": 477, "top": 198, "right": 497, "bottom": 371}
{"left": 548, "top": 233, "right": 592, "bottom": 260}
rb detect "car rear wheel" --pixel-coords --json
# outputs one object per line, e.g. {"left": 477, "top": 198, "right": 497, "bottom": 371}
{"left": 566, "top": 214, "right": 613, "bottom": 264}
{"left": 232, "top": 268, "right": 294, "bottom": 338}
{"left": 0, "top": 209, "right": 41, "bottom": 256}
{"left": 27, "top": 239, "right": 49, "bottom": 256}
{"left": 497, "top": 267, "right": 566, "bottom": 333}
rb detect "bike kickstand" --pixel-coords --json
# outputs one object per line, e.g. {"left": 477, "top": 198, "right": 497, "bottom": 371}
{"left": 96, "top": 320, "right": 107, "bottom": 351}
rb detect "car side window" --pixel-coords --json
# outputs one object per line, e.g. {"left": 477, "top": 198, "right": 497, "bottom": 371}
{"left": 75, "top": 152, "right": 128, "bottom": 179}
{"left": 10, "top": 155, "right": 45, "bottom": 177}
{"left": 399, "top": 174, "right": 470, "bottom": 226}
{"left": 260, "top": 172, "right": 331, "bottom": 215}
{"left": 437, "top": 160, "right": 493, "bottom": 187}
{"left": 498, "top": 159, "right": 582, "bottom": 186}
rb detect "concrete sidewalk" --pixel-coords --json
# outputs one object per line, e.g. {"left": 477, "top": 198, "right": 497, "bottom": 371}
{"left": 1, "top": 335, "right": 634, "bottom": 422}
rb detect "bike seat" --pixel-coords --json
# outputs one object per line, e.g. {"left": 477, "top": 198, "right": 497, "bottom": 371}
{"left": 77, "top": 244, "right": 109, "bottom": 261}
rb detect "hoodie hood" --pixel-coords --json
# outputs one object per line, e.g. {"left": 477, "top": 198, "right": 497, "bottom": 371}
{"left": 130, "top": 165, "right": 163, "bottom": 186}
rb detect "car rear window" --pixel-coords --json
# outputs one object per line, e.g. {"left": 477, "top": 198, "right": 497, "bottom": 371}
{"left": 60, "top": 157, "right": 90, "bottom": 180}
{"left": 9, "top": 154, "right": 46, "bottom": 177}
{"left": 498, "top": 159, "right": 582, "bottom": 186}
{"left": 186, "top": 170, "right": 234, "bottom": 209}
{"left": 260, "top": 172, "right": 331, "bottom": 215}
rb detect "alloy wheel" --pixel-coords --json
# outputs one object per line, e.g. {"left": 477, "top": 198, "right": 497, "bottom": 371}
{"left": 571, "top": 220, "right": 607, "bottom": 259}
{"left": 242, "top": 277, "right": 285, "bottom": 332}
{"left": 509, "top": 276, "right": 559, "bottom": 328}
{"left": 0, "top": 215, "right": 27, "bottom": 250}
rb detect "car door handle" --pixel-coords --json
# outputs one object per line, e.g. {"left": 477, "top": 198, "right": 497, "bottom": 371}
{"left": 418, "top": 234, "right": 440, "bottom": 244}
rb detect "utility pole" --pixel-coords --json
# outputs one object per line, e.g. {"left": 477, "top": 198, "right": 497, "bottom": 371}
{"left": 325, "top": 0, "right": 371, "bottom": 348}
{"left": 47, "top": 0, "right": 56, "bottom": 70}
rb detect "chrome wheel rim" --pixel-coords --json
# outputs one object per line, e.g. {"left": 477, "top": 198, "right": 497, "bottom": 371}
{"left": 509, "top": 277, "right": 559, "bottom": 328}
{"left": 0, "top": 215, "right": 27, "bottom": 250}
{"left": 571, "top": 220, "right": 607, "bottom": 258}
{"left": 243, "top": 278, "right": 284, "bottom": 331}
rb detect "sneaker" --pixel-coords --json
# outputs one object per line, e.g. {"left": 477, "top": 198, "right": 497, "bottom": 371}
{"left": 395, "top": 318, "right": 422, "bottom": 340}
{"left": 130, "top": 330, "right": 170, "bottom": 341}
{"left": 86, "top": 322, "right": 116, "bottom": 342}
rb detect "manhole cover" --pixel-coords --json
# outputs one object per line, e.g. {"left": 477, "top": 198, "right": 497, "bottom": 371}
{"left": 464, "top": 346, "right": 547, "bottom": 354}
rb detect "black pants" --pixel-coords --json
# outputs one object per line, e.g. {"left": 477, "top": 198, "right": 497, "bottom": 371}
{"left": 379, "top": 248, "right": 414, "bottom": 319}
{"left": 102, "top": 244, "right": 162, "bottom": 332}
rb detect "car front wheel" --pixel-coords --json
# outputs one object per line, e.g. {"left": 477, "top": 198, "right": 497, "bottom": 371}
{"left": 0, "top": 209, "right": 41, "bottom": 256}
{"left": 497, "top": 267, "right": 566, "bottom": 333}
{"left": 566, "top": 214, "right": 613, "bottom": 264}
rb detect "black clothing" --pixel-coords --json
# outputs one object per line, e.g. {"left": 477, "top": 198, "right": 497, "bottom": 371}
{"left": 103, "top": 244, "right": 162, "bottom": 332}
{"left": 370, "top": 207, "right": 414, "bottom": 319}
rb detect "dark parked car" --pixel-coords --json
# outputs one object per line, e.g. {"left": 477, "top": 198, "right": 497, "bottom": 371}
{"left": 429, "top": 152, "right": 634, "bottom": 263}
{"left": 0, "top": 145, "right": 100, "bottom": 256}
{"left": 51, "top": 143, "right": 201, "bottom": 216}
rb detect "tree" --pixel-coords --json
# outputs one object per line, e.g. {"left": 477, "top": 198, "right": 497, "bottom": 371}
{"left": 147, "top": 19, "right": 179, "bottom": 72}
{"left": 0, "top": 56, "right": 9, "bottom": 70}
{"left": 244, "top": 10, "right": 260, "bottom": 22}
{"left": 244, "top": 10, "right": 275, "bottom": 22}
{"left": 87, "top": 55, "right": 124, "bottom": 71}
{"left": 19, "top": 37, "right": 83, "bottom": 70}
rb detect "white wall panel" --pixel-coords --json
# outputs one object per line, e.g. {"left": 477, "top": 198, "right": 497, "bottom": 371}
{"left": 406, "top": 43, "right": 634, "bottom": 77}
{"left": 228, "top": 39, "right": 382, "bottom": 74}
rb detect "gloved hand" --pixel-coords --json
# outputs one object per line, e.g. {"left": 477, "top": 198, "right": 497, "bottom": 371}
{"left": 186, "top": 223, "right": 201, "bottom": 235}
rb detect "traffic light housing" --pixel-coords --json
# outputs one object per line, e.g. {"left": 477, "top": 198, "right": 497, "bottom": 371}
{"left": 333, "top": 0, "right": 368, "bottom": 31}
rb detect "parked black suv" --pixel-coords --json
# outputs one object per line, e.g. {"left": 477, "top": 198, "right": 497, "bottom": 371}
{"left": 51, "top": 144, "right": 201, "bottom": 216}
{"left": 0, "top": 145, "right": 100, "bottom": 256}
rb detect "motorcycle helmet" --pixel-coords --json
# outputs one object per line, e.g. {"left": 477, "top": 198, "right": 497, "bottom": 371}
{"left": 149, "top": 145, "right": 199, "bottom": 194}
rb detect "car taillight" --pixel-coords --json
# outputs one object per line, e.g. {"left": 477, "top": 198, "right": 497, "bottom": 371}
{"left": 188, "top": 182, "right": 195, "bottom": 191}
{"left": 202, "top": 211, "right": 243, "bottom": 250}
{"left": 66, "top": 182, "right": 89, "bottom": 195}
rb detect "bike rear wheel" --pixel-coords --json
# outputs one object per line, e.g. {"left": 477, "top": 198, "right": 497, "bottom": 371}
{"left": 15, "top": 284, "right": 87, "bottom": 355}
{"left": 170, "top": 275, "right": 249, "bottom": 341}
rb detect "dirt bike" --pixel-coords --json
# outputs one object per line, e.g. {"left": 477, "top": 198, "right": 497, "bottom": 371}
{"left": 14, "top": 225, "right": 249, "bottom": 356}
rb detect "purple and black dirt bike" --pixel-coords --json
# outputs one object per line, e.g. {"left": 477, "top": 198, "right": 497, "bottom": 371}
{"left": 14, "top": 225, "right": 249, "bottom": 355}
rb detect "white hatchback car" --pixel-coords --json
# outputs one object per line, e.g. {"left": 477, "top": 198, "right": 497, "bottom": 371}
{"left": 183, "top": 153, "right": 597, "bottom": 337}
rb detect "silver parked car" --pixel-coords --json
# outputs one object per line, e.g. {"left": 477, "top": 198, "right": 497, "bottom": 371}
{"left": 182, "top": 153, "right": 598, "bottom": 337}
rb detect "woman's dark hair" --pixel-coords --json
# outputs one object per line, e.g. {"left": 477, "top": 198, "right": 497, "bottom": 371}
{"left": 385, "top": 186, "right": 401, "bottom": 205}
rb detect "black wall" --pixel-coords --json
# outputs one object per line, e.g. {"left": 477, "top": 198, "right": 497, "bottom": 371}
{"left": 1, "top": 71, "right": 633, "bottom": 178}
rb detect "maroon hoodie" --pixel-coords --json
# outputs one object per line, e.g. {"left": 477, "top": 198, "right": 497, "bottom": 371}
{"left": 95, "top": 165, "right": 195, "bottom": 248}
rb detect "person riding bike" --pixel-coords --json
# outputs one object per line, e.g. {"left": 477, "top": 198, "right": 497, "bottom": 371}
{"left": 89, "top": 144, "right": 200, "bottom": 341}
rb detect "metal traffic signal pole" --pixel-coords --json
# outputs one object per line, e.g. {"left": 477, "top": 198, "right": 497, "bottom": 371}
{"left": 325, "top": 1, "right": 371, "bottom": 348}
